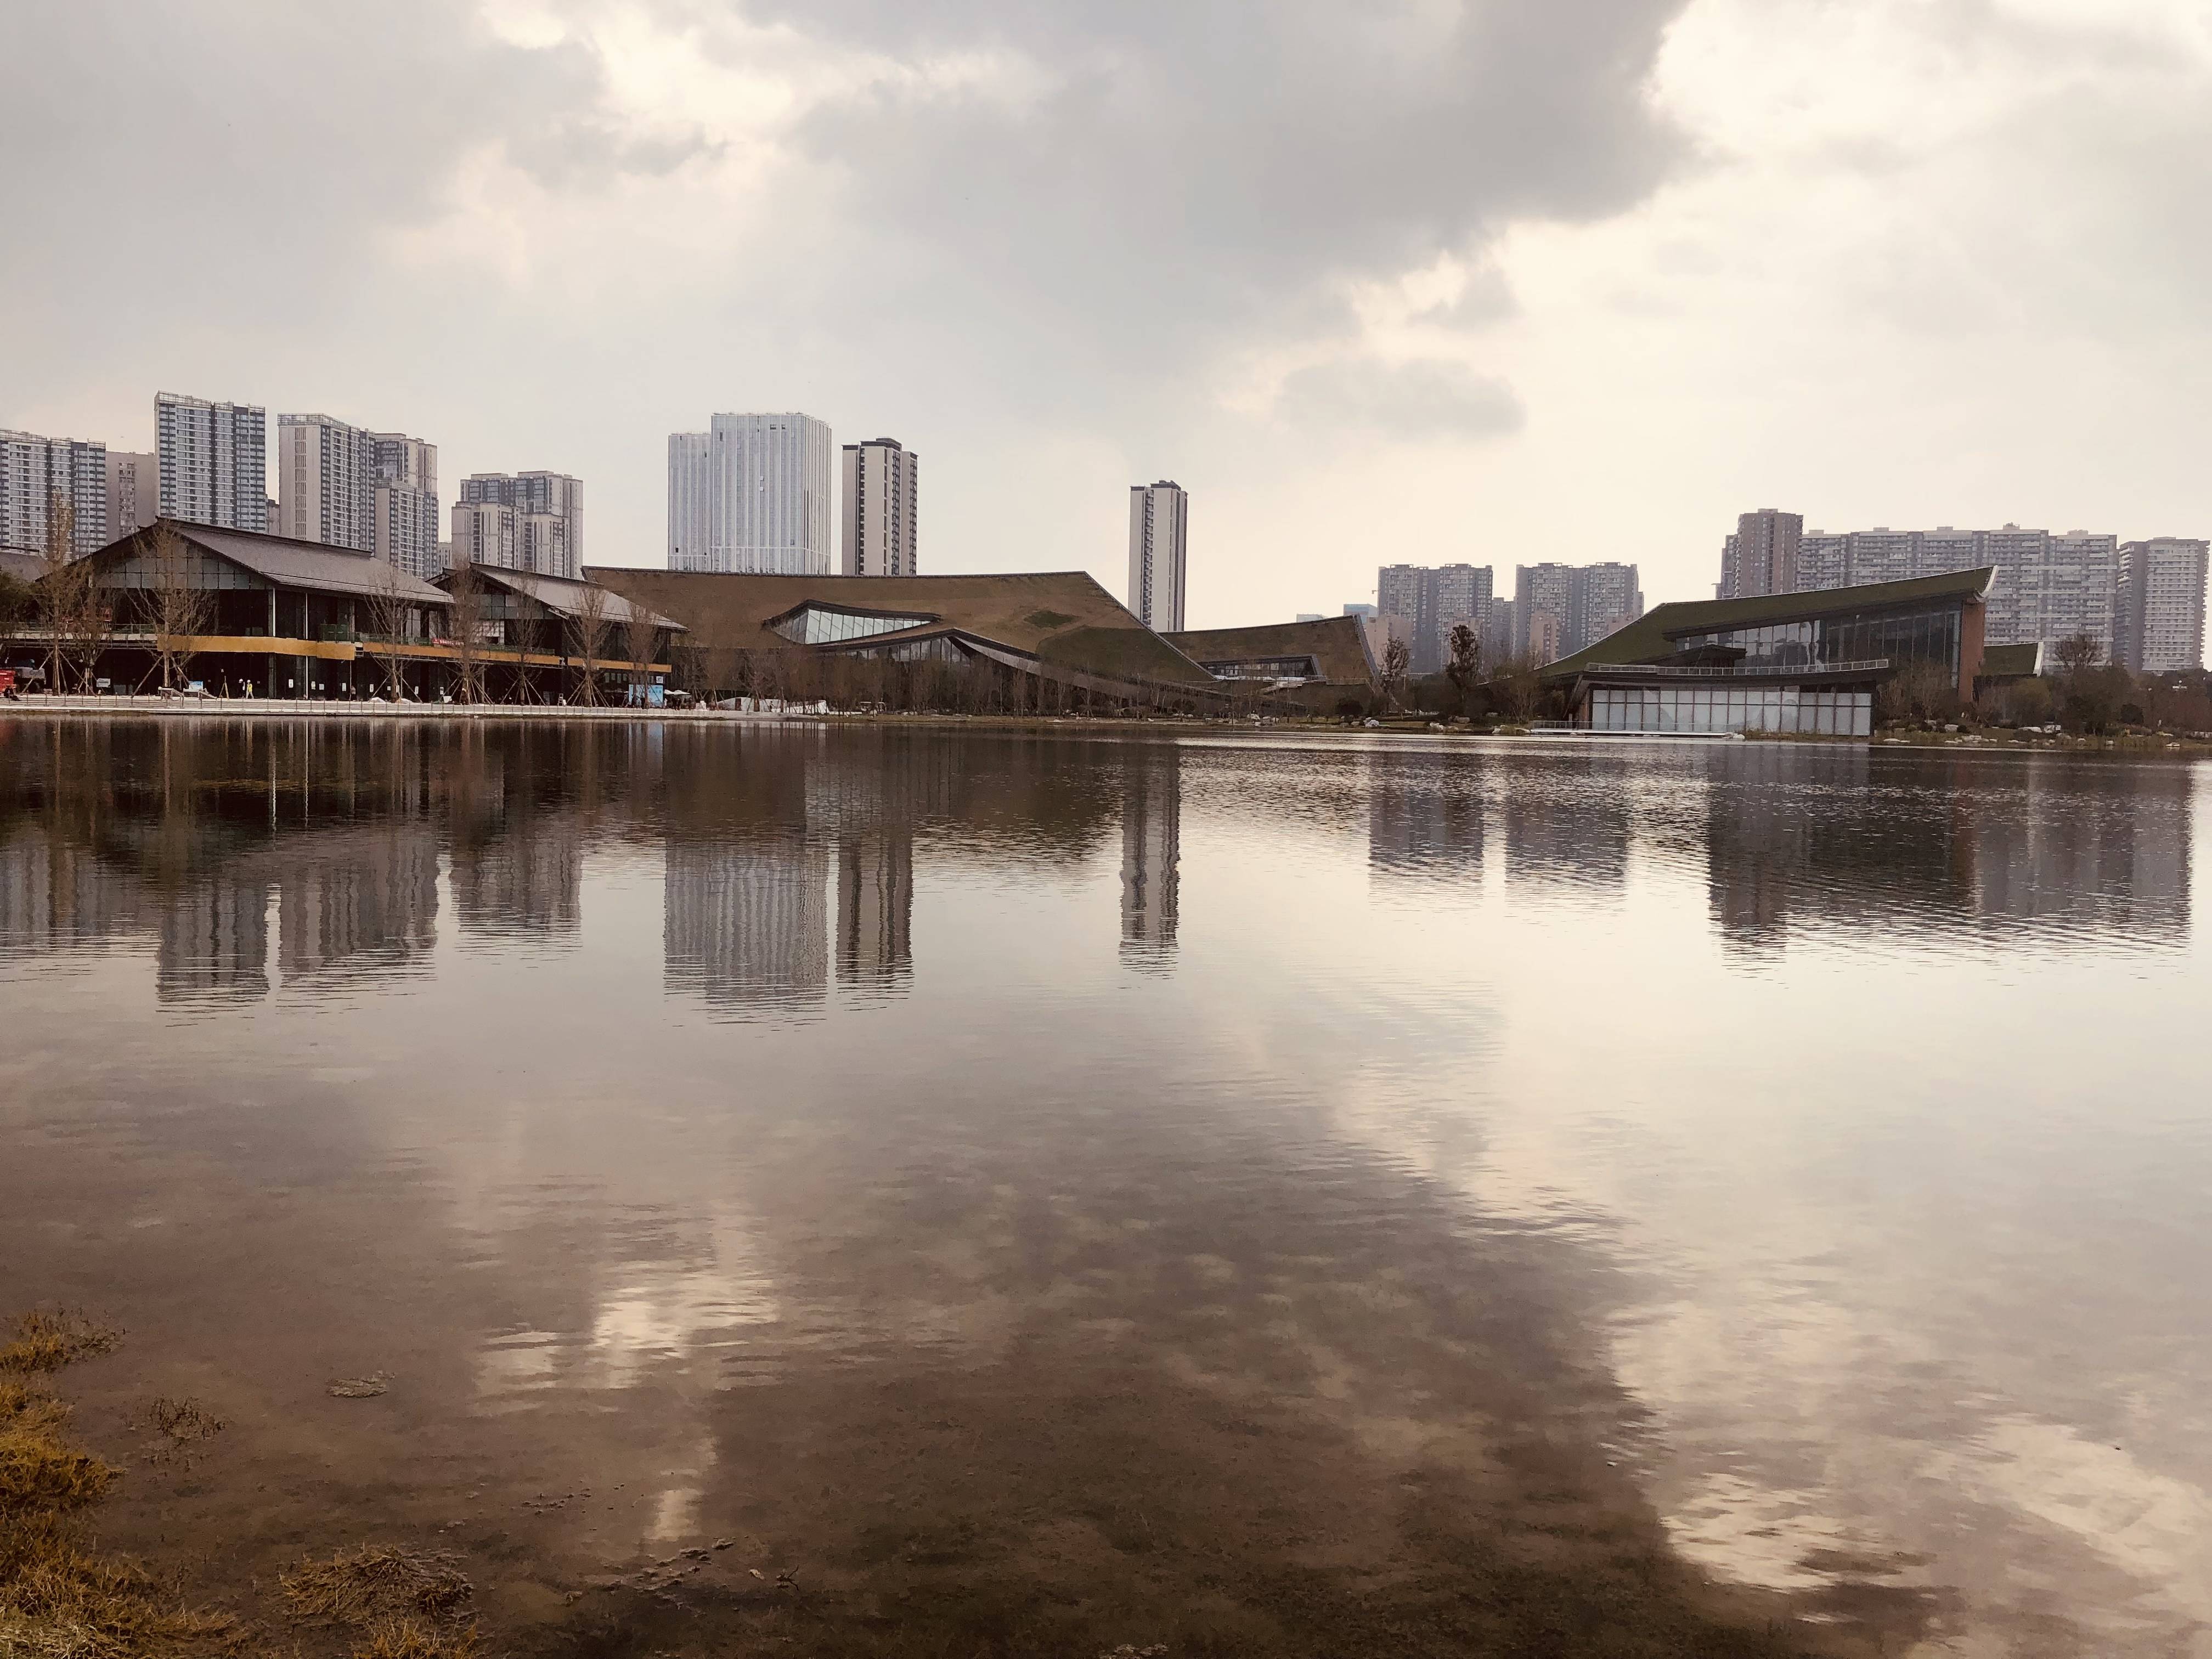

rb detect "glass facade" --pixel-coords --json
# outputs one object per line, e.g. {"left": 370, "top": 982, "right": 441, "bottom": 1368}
{"left": 770, "top": 605, "right": 935, "bottom": 646}
{"left": 847, "top": 635, "right": 966, "bottom": 664}
{"left": 1588, "top": 686, "right": 1871, "bottom": 737}
{"left": 1671, "top": 601, "right": 1962, "bottom": 676}
{"left": 1198, "top": 654, "right": 1322, "bottom": 681}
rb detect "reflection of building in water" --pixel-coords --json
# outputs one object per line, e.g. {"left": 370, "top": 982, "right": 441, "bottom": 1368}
{"left": 157, "top": 877, "right": 272, "bottom": 1003}
{"left": 1120, "top": 751, "right": 1181, "bottom": 969}
{"left": 1706, "top": 749, "right": 2191, "bottom": 953}
{"left": 275, "top": 826, "right": 441, "bottom": 982}
{"left": 1705, "top": 747, "right": 1880, "bottom": 952}
{"left": 665, "top": 834, "right": 829, "bottom": 1015}
{"left": 1970, "top": 765, "right": 2191, "bottom": 941}
{"left": 453, "top": 823, "right": 583, "bottom": 941}
{"left": 0, "top": 832, "right": 143, "bottom": 957}
{"left": 1502, "top": 762, "right": 1628, "bottom": 893}
{"left": 1368, "top": 757, "right": 1483, "bottom": 880}
{"left": 837, "top": 833, "right": 912, "bottom": 991}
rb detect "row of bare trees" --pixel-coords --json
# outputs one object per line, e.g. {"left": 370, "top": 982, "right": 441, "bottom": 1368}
{"left": 21, "top": 500, "right": 211, "bottom": 694}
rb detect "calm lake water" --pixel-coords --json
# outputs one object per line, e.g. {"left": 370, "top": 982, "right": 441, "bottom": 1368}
{"left": 2, "top": 718, "right": 2208, "bottom": 1658}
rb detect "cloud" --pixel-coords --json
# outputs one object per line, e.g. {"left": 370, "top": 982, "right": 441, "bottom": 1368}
{"left": 1275, "top": 357, "right": 1522, "bottom": 440}
{"left": 735, "top": 0, "right": 1695, "bottom": 368}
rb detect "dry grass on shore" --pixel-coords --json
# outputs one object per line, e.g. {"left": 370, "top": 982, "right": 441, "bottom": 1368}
{"left": 0, "top": 1313, "right": 238, "bottom": 1659}
{"left": 281, "top": 1546, "right": 478, "bottom": 1659}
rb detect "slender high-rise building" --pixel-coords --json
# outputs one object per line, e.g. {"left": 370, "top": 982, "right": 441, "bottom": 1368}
{"left": 460, "top": 472, "right": 581, "bottom": 577}
{"left": 1127, "top": 480, "right": 1188, "bottom": 632}
{"left": 1513, "top": 563, "right": 1576, "bottom": 661}
{"left": 1717, "top": 509, "right": 1802, "bottom": 599}
{"left": 2118, "top": 538, "right": 2209, "bottom": 673}
{"left": 277, "top": 414, "right": 375, "bottom": 550}
{"left": 156, "top": 392, "right": 267, "bottom": 532}
{"left": 1569, "top": 563, "right": 1643, "bottom": 653}
{"left": 370, "top": 434, "right": 441, "bottom": 579}
{"left": 1, "top": 429, "right": 107, "bottom": 556}
{"left": 840, "top": 437, "right": 918, "bottom": 576}
{"left": 104, "top": 450, "right": 158, "bottom": 541}
{"left": 665, "top": 432, "right": 712, "bottom": 569}
{"left": 666, "top": 414, "right": 833, "bottom": 574}
{"left": 449, "top": 499, "right": 517, "bottom": 571}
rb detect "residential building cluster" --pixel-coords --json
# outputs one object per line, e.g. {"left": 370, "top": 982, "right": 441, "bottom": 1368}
{"left": 1375, "top": 560, "right": 1644, "bottom": 672}
{"left": 4, "top": 392, "right": 581, "bottom": 588}
{"left": 1719, "top": 509, "right": 2209, "bottom": 673}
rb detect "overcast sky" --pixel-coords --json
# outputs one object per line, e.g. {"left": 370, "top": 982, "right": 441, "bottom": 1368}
{"left": 4, "top": 0, "right": 2208, "bottom": 624}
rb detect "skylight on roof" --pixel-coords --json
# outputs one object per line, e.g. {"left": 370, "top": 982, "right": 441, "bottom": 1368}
{"left": 770, "top": 605, "right": 936, "bottom": 646}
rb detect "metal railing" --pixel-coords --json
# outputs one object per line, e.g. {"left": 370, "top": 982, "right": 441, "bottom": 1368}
{"left": 1581, "top": 657, "right": 1891, "bottom": 680}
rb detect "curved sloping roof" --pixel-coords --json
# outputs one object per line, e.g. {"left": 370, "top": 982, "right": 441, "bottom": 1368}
{"left": 1166, "top": 617, "right": 1377, "bottom": 684}
{"left": 154, "top": 522, "right": 450, "bottom": 603}
{"left": 1979, "top": 641, "right": 2043, "bottom": 679}
{"left": 1541, "top": 567, "right": 1998, "bottom": 684}
{"left": 450, "top": 565, "right": 684, "bottom": 631}
{"left": 584, "top": 568, "right": 1221, "bottom": 690}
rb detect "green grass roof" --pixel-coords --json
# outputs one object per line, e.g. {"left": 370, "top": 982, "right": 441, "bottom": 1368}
{"left": 1540, "top": 567, "right": 1997, "bottom": 683}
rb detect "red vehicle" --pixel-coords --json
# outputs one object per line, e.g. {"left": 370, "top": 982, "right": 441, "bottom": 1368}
{"left": 0, "top": 669, "right": 16, "bottom": 698}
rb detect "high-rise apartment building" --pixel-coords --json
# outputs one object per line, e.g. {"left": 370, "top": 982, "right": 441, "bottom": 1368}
{"left": 449, "top": 500, "right": 516, "bottom": 572}
{"left": 1717, "top": 509, "right": 1803, "bottom": 600}
{"left": 1377, "top": 563, "right": 1493, "bottom": 674}
{"left": 666, "top": 414, "right": 832, "bottom": 574}
{"left": 1, "top": 429, "right": 107, "bottom": 556}
{"left": 666, "top": 432, "right": 711, "bottom": 569}
{"left": 370, "top": 434, "right": 441, "bottom": 580}
{"left": 1571, "top": 562, "right": 1644, "bottom": 653}
{"left": 2118, "top": 538, "right": 2209, "bottom": 673}
{"left": 104, "top": 451, "right": 157, "bottom": 541}
{"left": 518, "top": 512, "right": 569, "bottom": 579}
{"left": 277, "top": 414, "right": 375, "bottom": 551}
{"left": 840, "top": 437, "right": 918, "bottom": 576}
{"left": 1128, "top": 480, "right": 1188, "bottom": 632}
{"left": 1724, "top": 511, "right": 2166, "bottom": 662}
{"left": 1434, "top": 564, "right": 1493, "bottom": 668}
{"left": 156, "top": 392, "right": 267, "bottom": 532}
{"left": 1376, "top": 566, "right": 1428, "bottom": 665}
{"left": 1514, "top": 563, "right": 1576, "bottom": 661}
{"left": 460, "top": 472, "right": 581, "bottom": 577}
{"left": 1987, "top": 528, "right": 2119, "bottom": 664}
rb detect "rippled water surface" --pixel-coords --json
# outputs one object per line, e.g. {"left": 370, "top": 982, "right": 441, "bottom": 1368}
{"left": 3, "top": 719, "right": 2208, "bottom": 1657}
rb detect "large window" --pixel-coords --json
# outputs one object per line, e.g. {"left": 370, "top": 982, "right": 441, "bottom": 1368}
{"left": 769, "top": 604, "right": 936, "bottom": 646}
{"left": 1672, "top": 601, "right": 1963, "bottom": 676}
{"left": 1588, "top": 686, "right": 1871, "bottom": 737}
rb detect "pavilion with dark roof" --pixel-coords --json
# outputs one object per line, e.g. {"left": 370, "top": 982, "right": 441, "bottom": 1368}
{"left": 1538, "top": 567, "right": 1999, "bottom": 736}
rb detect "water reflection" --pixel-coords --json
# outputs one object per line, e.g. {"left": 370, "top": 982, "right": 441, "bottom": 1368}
{"left": 2, "top": 720, "right": 2208, "bottom": 1657}
{"left": 1120, "top": 745, "right": 1181, "bottom": 970}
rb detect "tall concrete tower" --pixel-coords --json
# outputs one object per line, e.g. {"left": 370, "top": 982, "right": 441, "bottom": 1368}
{"left": 1127, "top": 479, "right": 1188, "bottom": 632}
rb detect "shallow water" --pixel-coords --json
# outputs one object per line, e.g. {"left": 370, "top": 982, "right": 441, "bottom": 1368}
{"left": 2, "top": 719, "right": 2208, "bottom": 1657}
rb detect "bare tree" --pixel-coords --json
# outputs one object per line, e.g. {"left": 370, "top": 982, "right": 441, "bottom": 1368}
{"left": 445, "top": 561, "right": 487, "bottom": 703}
{"left": 567, "top": 583, "right": 611, "bottom": 705}
{"left": 628, "top": 607, "right": 658, "bottom": 707}
{"left": 37, "top": 494, "right": 94, "bottom": 693}
{"left": 2053, "top": 631, "right": 2101, "bottom": 675}
{"left": 364, "top": 558, "right": 412, "bottom": 699}
{"left": 1443, "top": 622, "right": 1482, "bottom": 720}
{"left": 136, "top": 522, "right": 212, "bottom": 692}
{"left": 1488, "top": 653, "right": 1545, "bottom": 723}
{"left": 1381, "top": 635, "right": 1411, "bottom": 713}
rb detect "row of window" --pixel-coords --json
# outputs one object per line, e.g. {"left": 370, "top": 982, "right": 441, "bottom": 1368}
{"left": 769, "top": 605, "right": 936, "bottom": 646}
{"left": 1673, "top": 603, "right": 1963, "bottom": 674}
{"left": 1588, "top": 686, "right": 1873, "bottom": 737}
